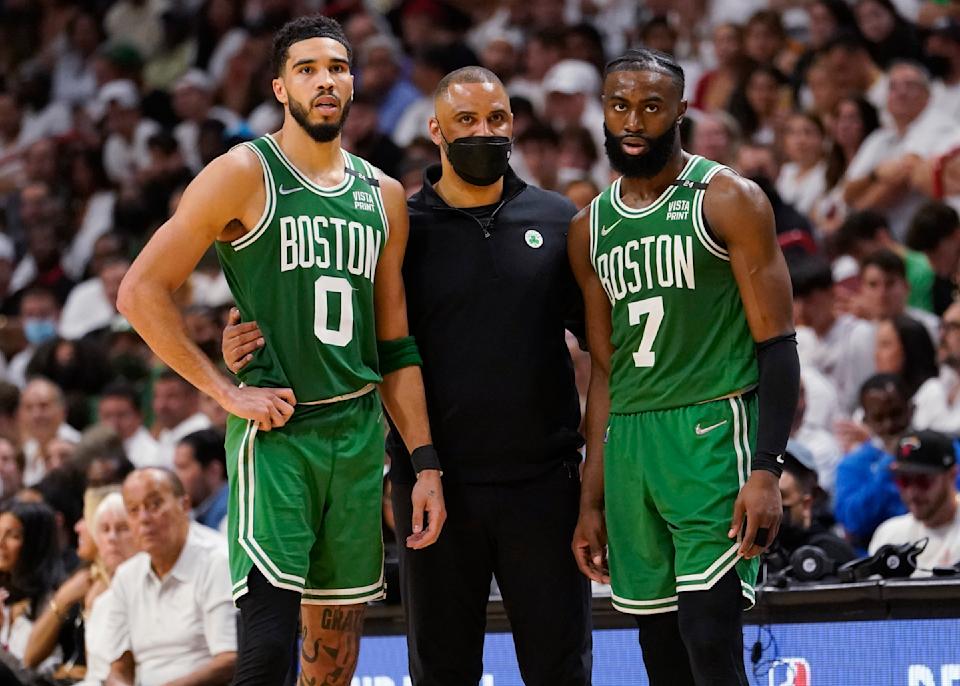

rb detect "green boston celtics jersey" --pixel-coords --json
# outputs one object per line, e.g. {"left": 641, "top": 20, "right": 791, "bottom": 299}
{"left": 215, "top": 135, "right": 387, "bottom": 403}
{"left": 589, "top": 154, "right": 758, "bottom": 413}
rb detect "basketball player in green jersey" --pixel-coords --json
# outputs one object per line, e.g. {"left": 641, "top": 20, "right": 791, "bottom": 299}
{"left": 569, "top": 49, "right": 800, "bottom": 685}
{"left": 117, "top": 16, "right": 445, "bottom": 686}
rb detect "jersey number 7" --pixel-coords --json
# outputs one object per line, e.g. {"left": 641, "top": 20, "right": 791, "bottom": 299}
{"left": 627, "top": 296, "right": 664, "bottom": 368}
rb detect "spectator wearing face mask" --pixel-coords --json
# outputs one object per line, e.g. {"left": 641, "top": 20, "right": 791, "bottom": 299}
{"left": 8, "top": 287, "right": 60, "bottom": 389}
{"left": 765, "top": 441, "right": 856, "bottom": 576}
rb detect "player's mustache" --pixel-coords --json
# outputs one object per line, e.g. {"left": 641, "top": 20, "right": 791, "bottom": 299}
{"left": 611, "top": 132, "right": 652, "bottom": 144}
{"left": 311, "top": 91, "right": 341, "bottom": 107}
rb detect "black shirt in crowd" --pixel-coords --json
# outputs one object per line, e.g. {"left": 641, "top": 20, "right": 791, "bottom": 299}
{"left": 387, "top": 165, "right": 584, "bottom": 484}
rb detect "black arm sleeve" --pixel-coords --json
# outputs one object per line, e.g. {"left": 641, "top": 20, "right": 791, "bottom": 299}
{"left": 753, "top": 332, "right": 801, "bottom": 477}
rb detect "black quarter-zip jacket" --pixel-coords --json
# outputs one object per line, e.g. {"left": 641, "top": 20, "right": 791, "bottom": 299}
{"left": 387, "top": 165, "right": 585, "bottom": 484}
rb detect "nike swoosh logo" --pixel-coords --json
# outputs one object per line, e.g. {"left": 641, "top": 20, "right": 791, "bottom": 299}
{"left": 695, "top": 420, "right": 728, "bottom": 436}
{"left": 776, "top": 454, "right": 785, "bottom": 464}
{"left": 600, "top": 218, "right": 623, "bottom": 236}
{"left": 279, "top": 185, "right": 303, "bottom": 195}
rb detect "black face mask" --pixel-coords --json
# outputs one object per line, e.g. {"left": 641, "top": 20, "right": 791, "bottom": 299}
{"left": 778, "top": 506, "right": 808, "bottom": 552}
{"left": 441, "top": 131, "right": 512, "bottom": 187}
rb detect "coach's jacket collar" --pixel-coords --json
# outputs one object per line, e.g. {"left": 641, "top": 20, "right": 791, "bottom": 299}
{"left": 418, "top": 164, "right": 527, "bottom": 210}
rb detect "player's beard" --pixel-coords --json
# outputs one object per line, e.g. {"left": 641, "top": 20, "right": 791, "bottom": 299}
{"left": 603, "top": 123, "right": 677, "bottom": 179}
{"left": 289, "top": 93, "right": 351, "bottom": 143}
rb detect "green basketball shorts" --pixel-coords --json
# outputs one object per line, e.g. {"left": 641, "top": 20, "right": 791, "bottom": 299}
{"left": 225, "top": 389, "right": 386, "bottom": 605}
{"left": 604, "top": 393, "right": 759, "bottom": 615}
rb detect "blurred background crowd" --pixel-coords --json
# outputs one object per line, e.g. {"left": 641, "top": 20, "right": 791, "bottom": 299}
{"left": 1, "top": 0, "right": 960, "bottom": 682}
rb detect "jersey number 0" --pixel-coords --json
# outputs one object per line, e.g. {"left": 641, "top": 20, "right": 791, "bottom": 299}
{"left": 314, "top": 275, "right": 354, "bottom": 346}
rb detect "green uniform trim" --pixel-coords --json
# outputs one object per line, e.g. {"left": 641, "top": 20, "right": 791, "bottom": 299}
{"left": 588, "top": 154, "right": 758, "bottom": 413}
{"left": 604, "top": 394, "right": 760, "bottom": 614}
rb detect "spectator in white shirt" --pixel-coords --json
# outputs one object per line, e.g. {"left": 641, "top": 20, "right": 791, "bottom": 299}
{"left": 97, "top": 382, "right": 159, "bottom": 468}
{"left": 104, "top": 468, "right": 236, "bottom": 686}
{"left": 59, "top": 256, "right": 129, "bottom": 341}
{"left": 843, "top": 61, "right": 956, "bottom": 238}
{"left": 19, "top": 378, "right": 80, "bottom": 487}
{"left": 792, "top": 256, "right": 877, "bottom": 414}
{"left": 50, "top": 11, "right": 101, "bottom": 108}
{"left": 912, "top": 300, "right": 960, "bottom": 433}
{"left": 852, "top": 249, "right": 940, "bottom": 341}
{"left": 870, "top": 429, "right": 960, "bottom": 575}
{"left": 171, "top": 69, "right": 239, "bottom": 174}
{"left": 8, "top": 287, "right": 62, "bottom": 389}
{"left": 791, "top": 374, "right": 844, "bottom": 496}
{"left": 777, "top": 112, "right": 829, "bottom": 218}
{"left": 541, "top": 59, "right": 605, "bottom": 156}
{"left": 97, "top": 80, "right": 161, "bottom": 187}
{"left": 151, "top": 370, "right": 211, "bottom": 468}
{"left": 927, "top": 18, "right": 960, "bottom": 118}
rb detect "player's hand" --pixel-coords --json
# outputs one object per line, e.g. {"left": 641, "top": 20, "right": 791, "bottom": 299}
{"left": 729, "top": 470, "right": 782, "bottom": 559}
{"left": 572, "top": 502, "right": 609, "bottom": 583}
{"left": 222, "top": 307, "right": 264, "bottom": 374}
{"left": 407, "top": 469, "right": 446, "bottom": 549}
{"left": 221, "top": 385, "right": 296, "bottom": 432}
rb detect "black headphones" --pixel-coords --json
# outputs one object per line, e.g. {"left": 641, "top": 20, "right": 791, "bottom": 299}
{"left": 837, "top": 540, "right": 927, "bottom": 582}
{"left": 765, "top": 545, "right": 839, "bottom": 588}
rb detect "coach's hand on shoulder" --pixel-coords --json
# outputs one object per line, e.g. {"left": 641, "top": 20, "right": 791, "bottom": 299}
{"left": 572, "top": 504, "right": 609, "bottom": 584}
{"left": 406, "top": 469, "right": 446, "bottom": 550}
{"left": 221, "top": 385, "right": 297, "bottom": 432}
{"left": 222, "top": 308, "right": 264, "bottom": 374}
{"left": 729, "top": 470, "right": 782, "bottom": 560}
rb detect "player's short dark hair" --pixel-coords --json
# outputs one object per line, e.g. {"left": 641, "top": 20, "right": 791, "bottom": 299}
{"left": 789, "top": 256, "right": 834, "bottom": 297}
{"left": 100, "top": 381, "right": 142, "bottom": 413}
{"left": 605, "top": 48, "right": 685, "bottom": 98}
{"left": 859, "top": 372, "right": 909, "bottom": 404}
{"left": 861, "top": 248, "right": 906, "bottom": 280}
{"left": 178, "top": 429, "right": 226, "bottom": 471}
{"left": 434, "top": 66, "right": 504, "bottom": 103}
{"left": 905, "top": 201, "right": 960, "bottom": 252}
{"left": 835, "top": 209, "right": 889, "bottom": 253}
{"left": 271, "top": 15, "right": 351, "bottom": 77}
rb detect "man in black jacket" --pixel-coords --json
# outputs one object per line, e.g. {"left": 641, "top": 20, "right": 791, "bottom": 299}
{"left": 390, "top": 67, "right": 591, "bottom": 686}
{"left": 224, "top": 66, "right": 591, "bottom": 685}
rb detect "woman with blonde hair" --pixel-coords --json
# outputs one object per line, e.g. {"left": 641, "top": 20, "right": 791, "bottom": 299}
{"left": 23, "top": 488, "right": 136, "bottom": 682}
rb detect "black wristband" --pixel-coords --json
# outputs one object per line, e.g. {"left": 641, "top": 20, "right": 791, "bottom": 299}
{"left": 411, "top": 445, "right": 442, "bottom": 474}
{"left": 753, "top": 332, "right": 800, "bottom": 479}
{"left": 751, "top": 451, "right": 785, "bottom": 477}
